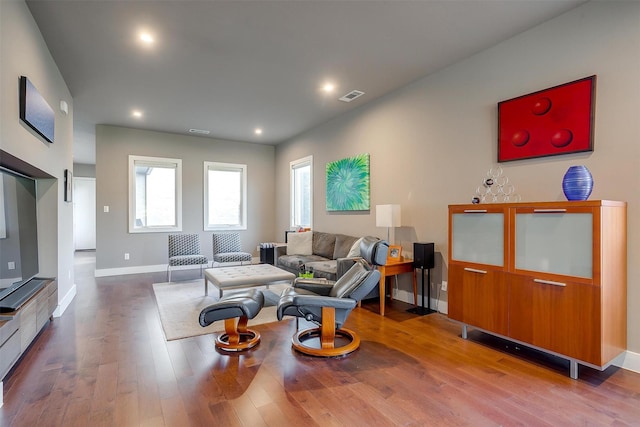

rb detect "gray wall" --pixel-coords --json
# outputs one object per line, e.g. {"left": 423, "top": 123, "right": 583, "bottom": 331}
{"left": 275, "top": 2, "right": 640, "bottom": 353}
{"left": 0, "top": 0, "right": 75, "bottom": 310}
{"left": 73, "top": 163, "right": 96, "bottom": 178}
{"left": 95, "top": 125, "right": 276, "bottom": 272}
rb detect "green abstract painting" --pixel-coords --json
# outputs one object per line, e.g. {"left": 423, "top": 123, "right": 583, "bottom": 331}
{"left": 326, "top": 153, "right": 370, "bottom": 211}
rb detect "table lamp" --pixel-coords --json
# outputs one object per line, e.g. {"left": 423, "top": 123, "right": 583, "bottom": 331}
{"left": 376, "top": 204, "right": 401, "bottom": 242}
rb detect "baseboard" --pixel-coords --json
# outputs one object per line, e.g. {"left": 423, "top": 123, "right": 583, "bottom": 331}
{"left": 53, "top": 284, "right": 76, "bottom": 317}
{"left": 614, "top": 350, "right": 640, "bottom": 374}
{"left": 436, "top": 299, "right": 448, "bottom": 315}
{"left": 95, "top": 264, "right": 169, "bottom": 277}
{"left": 395, "top": 289, "right": 447, "bottom": 314}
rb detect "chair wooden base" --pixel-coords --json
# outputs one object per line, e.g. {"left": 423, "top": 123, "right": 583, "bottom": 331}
{"left": 215, "top": 316, "right": 261, "bottom": 351}
{"left": 291, "top": 306, "right": 360, "bottom": 357}
{"left": 292, "top": 327, "right": 360, "bottom": 357}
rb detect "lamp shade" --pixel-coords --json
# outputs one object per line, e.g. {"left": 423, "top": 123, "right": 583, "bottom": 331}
{"left": 376, "top": 204, "right": 401, "bottom": 228}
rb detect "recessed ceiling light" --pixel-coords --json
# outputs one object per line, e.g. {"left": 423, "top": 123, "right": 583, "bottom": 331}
{"left": 322, "top": 83, "right": 335, "bottom": 93}
{"left": 132, "top": 110, "right": 143, "bottom": 118}
{"left": 139, "top": 32, "right": 154, "bottom": 45}
{"left": 254, "top": 128, "right": 263, "bottom": 135}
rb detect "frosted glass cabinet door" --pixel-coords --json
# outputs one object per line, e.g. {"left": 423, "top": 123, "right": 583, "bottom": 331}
{"left": 451, "top": 212, "right": 504, "bottom": 266}
{"left": 515, "top": 212, "right": 592, "bottom": 278}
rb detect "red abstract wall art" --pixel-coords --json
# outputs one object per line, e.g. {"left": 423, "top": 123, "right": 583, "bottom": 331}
{"left": 498, "top": 76, "right": 596, "bottom": 162}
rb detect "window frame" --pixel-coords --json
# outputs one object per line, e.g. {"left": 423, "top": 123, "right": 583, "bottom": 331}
{"left": 128, "top": 155, "right": 182, "bottom": 233}
{"left": 290, "top": 155, "right": 313, "bottom": 229}
{"left": 204, "top": 161, "right": 248, "bottom": 231}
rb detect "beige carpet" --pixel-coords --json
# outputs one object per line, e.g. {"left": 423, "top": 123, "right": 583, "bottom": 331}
{"left": 152, "top": 279, "right": 289, "bottom": 341}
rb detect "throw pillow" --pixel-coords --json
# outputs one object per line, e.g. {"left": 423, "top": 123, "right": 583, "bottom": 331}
{"left": 346, "top": 237, "right": 363, "bottom": 258}
{"left": 287, "top": 231, "right": 312, "bottom": 255}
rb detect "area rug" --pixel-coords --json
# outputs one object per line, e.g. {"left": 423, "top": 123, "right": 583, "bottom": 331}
{"left": 152, "top": 279, "right": 289, "bottom": 341}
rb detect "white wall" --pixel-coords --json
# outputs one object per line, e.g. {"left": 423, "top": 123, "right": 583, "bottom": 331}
{"left": 0, "top": 0, "right": 75, "bottom": 313}
{"left": 275, "top": 1, "right": 640, "bottom": 355}
{"left": 95, "top": 125, "right": 276, "bottom": 274}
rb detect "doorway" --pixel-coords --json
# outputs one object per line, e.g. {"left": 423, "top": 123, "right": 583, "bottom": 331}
{"left": 73, "top": 177, "right": 96, "bottom": 250}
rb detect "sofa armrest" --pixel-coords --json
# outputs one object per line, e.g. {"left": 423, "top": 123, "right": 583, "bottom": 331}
{"left": 275, "top": 245, "right": 287, "bottom": 265}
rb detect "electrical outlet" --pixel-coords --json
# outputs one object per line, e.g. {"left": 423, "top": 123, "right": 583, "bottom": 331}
{"left": 441, "top": 281, "right": 448, "bottom": 291}
{"left": 8, "top": 261, "right": 15, "bottom": 270}
{"left": 124, "top": 253, "right": 130, "bottom": 260}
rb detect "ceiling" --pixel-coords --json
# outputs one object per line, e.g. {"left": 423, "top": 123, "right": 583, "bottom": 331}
{"left": 26, "top": 0, "right": 585, "bottom": 165}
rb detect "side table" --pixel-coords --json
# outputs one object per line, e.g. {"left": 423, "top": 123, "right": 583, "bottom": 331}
{"left": 259, "top": 243, "right": 286, "bottom": 265}
{"left": 376, "top": 258, "right": 417, "bottom": 316}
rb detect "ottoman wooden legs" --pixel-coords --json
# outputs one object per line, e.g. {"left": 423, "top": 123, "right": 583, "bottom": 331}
{"left": 199, "top": 289, "right": 265, "bottom": 351}
{"left": 217, "top": 315, "right": 260, "bottom": 351}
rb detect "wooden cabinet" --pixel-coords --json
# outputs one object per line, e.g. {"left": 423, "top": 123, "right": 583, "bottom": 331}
{"left": 0, "top": 279, "right": 57, "bottom": 380}
{"left": 19, "top": 298, "right": 38, "bottom": 353}
{"left": 448, "top": 265, "right": 509, "bottom": 336}
{"left": 0, "top": 316, "right": 20, "bottom": 379}
{"left": 448, "top": 201, "right": 626, "bottom": 378}
{"left": 508, "top": 275, "right": 600, "bottom": 364}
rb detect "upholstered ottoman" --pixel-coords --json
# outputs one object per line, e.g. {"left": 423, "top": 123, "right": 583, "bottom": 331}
{"left": 203, "top": 263, "right": 296, "bottom": 297}
{"left": 199, "top": 289, "right": 265, "bottom": 351}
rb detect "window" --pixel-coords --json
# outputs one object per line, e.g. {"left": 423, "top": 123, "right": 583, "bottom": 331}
{"left": 128, "top": 155, "right": 182, "bottom": 233}
{"left": 290, "top": 156, "right": 312, "bottom": 229}
{"left": 204, "top": 162, "right": 247, "bottom": 230}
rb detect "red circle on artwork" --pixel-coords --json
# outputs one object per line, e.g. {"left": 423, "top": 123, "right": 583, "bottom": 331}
{"left": 511, "top": 130, "right": 530, "bottom": 147}
{"left": 551, "top": 129, "right": 573, "bottom": 147}
{"left": 531, "top": 97, "right": 552, "bottom": 115}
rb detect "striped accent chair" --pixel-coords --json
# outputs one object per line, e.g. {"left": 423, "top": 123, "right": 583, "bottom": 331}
{"left": 167, "top": 234, "right": 208, "bottom": 282}
{"left": 212, "top": 232, "right": 252, "bottom": 266}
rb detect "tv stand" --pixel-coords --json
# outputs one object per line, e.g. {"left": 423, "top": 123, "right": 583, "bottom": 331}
{"left": 0, "top": 278, "right": 57, "bottom": 380}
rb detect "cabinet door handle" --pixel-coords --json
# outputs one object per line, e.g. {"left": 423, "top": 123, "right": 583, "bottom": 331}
{"left": 533, "top": 209, "right": 567, "bottom": 213}
{"left": 464, "top": 267, "right": 487, "bottom": 274}
{"left": 463, "top": 209, "right": 488, "bottom": 213}
{"left": 533, "top": 278, "right": 567, "bottom": 287}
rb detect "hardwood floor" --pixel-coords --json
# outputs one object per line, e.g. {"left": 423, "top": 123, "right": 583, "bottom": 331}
{"left": 1, "top": 252, "right": 639, "bottom": 426}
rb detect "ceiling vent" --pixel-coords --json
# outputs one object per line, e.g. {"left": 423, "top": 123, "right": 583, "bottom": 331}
{"left": 189, "top": 128, "right": 210, "bottom": 135}
{"left": 339, "top": 90, "right": 365, "bottom": 103}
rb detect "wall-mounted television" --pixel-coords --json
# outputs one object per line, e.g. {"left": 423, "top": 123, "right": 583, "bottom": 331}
{"left": 0, "top": 168, "right": 40, "bottom": 306}
{"left": 19, "top": 76, "right": 55, "bottom": 144}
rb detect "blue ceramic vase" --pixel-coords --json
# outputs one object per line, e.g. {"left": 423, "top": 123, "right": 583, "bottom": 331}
{"left": 562, "top": 165, "right": 593, "bottom": 201}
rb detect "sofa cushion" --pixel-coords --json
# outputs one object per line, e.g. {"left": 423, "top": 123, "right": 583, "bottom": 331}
{"left": 313, "top": 232, "right": 336, "bottom": 259}
{"left": 333, "top": 234, "right": 359, "bottom": 259}
{"left": 287, "top": 231, "right": 312, "bottom": 255}
{"left": 304, "top": 260, "right": 337, "bottom": 280}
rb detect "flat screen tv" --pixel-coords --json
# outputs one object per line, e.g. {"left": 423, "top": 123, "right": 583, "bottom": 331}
{"left": 19, "top": 76, "right": 55, "bottom": 144}
{"left": 0, "top": 168, "right": 39, "bottom": 300}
